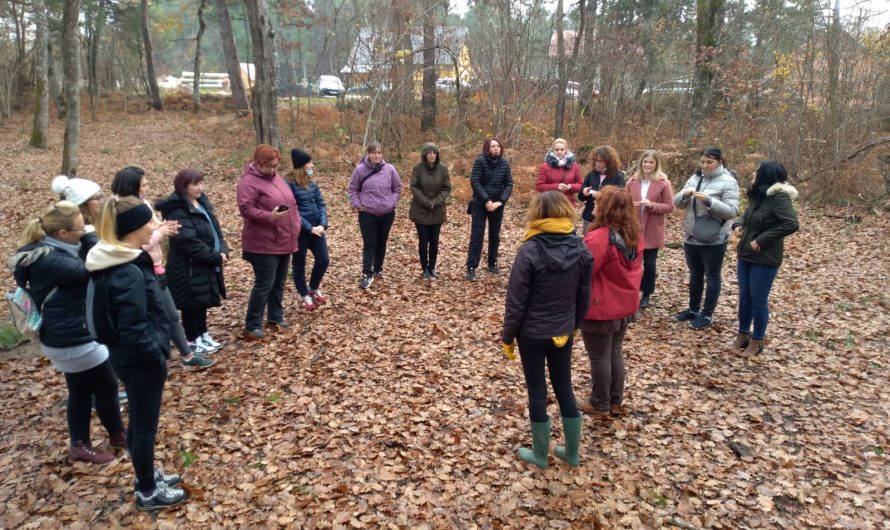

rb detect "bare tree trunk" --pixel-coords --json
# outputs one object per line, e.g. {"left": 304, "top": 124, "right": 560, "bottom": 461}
{"left": 686, "top": 0, "right": 725, "bottom": 145}
{"left": 192, "top": 0, "right": 208, "bottom": 112}
{"left": 216, "top": 0, "right": 249, "bottom": 112}
{"left": 577, "top": 0, "right": 597, "bottom": 119}
{"left": 141, "top": 0, "right": 162, "bottom": 111}
{"left": 244, "top": 0, "right": 279, "bottom": 147}
{"left": 420, "top": 0, "right": 437, "bottom": 132}
{"left": 30, "top": 0, "right": 50, "bottom": 148}
{"left": 62, "top": 0, "right": 82, "bottom": 176}
{"left": 827, "top": 0, "right": 841, "bottom": 146}
{"left": 553, "top": 0, "right": 567, "bottom": 137}
{"left": 47, "top": 40, "right": 66, "bottom": 118}
{"left": 86, "top": 2, "right": 106, "bottom": 121}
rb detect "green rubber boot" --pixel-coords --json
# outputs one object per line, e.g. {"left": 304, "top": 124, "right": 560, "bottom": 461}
{"left": 554, "top": 414, "right": 582, "bottom": 467}
{"left": 517, "top": 418, "right": 551, "bottom": 469}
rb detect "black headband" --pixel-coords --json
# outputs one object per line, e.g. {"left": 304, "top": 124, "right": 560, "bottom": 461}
{"left": 116, "top": 204, "right": 153, "bottom": 237}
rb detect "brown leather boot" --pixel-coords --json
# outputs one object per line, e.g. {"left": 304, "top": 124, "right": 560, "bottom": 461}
{"left": 69, "top": 442, "right": 115, "bottom": 465}
{"left": 739, "top": 338, "right": 764, "bottom": 358}
{"left": 108, "top": 431, "right": 127, "bottom": 449}
{"left": 731, "top": 332, "right": 750, "bottom": 350}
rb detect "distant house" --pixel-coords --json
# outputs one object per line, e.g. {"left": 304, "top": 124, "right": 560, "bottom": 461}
{"left": 341, "top": 26, "right": 472, "bottom": 90}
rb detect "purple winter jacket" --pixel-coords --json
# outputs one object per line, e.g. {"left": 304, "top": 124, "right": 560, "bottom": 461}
{"left": 237, "top": 162, "right": 301, "bottom": 255}
{"left": 347, "top": 157, "right": 402, "bottom": 216}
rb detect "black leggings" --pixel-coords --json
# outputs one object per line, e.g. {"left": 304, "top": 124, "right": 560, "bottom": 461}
{"left": 415, "top": 223, "right": 442, "bottom": 271}
{"left": 116, "top": 365, "right": 167, "bottom": 495}
{"left": 641, "top": 248, "right": 659, "bottom": 296}
{"left": 181, "top": 307, "right": 208, "bottom": 342}
{"left": 63, "top": 360, "right": 124, "bottom": 444}
{"left": 517, "top": 336, "right": 580, "bottom": 423}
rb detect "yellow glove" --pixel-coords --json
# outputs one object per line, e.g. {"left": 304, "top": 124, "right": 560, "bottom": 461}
{"left": 502, "top": 341, "right": 516, "bottom": 361}
{"left": 552, "top": 335, "right": 569, "bottom": 347}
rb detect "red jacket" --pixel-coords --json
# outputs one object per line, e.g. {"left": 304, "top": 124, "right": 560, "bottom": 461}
{"left": 583, "top": 227, "right": 643, "bottom": 321}
{"left": 236, "top": 163, "right": 301, "bottom": 255}
{"left": 626, "top": 176, "right": 675, "bottom": 250}
{"left": 536, "top": 161, "right": 582, "bottom": 204}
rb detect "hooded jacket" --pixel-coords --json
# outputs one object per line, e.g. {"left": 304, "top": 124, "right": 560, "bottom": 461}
{"left": 155, "top": 191, "right": 229, "bottom": 310}
{"left": 347, "top": 156, "right": 402, "bottom": 216}
{"left": 583, "top": 227, "right": 644, "bottom": 321}
{"left": 536, "top": 151, "right": 582, "bottom": 204}
{"left": 733, "top": 182, "right": 800, "bottom": 267}
{"left": 578, "top": 170, "right": 626, "bottom": 222}
{"left": 470, "top": 154, "right": 513, "bottom": 206}
{"left": 673, "top": 165, "right": 740, "bottom": 245}
{"left": 85, "top": 242, "right": 171, "bottom": 372}
{"left": 409, "top": 143, "right": 452, "bottom": 225}
{"left": 626, "top": 175, "right": 675, "bottom": 249}
{"left": 502, "top": 230, "right": 593, "bottom": 342}
{"left": 237, "top": 162, "right": 301, "bottom": 255}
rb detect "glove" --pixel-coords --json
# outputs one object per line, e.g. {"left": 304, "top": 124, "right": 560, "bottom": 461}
{"left": 502, "top": 341, "right": 516, "bottom": 361}
{"left": 552, "top": 335, "right": 569, "bottom": 347}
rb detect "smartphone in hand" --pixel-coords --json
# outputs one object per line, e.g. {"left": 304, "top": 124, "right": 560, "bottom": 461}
{"left": 276, "top": 205, "right": 290, "bottom": 212}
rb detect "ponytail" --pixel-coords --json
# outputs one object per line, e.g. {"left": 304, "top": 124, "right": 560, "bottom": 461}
{"left": 95, "top": 195, "right": 145, "bottom": 248}
{"left": 19, "top": 201, "right": 81, "bottom": 245}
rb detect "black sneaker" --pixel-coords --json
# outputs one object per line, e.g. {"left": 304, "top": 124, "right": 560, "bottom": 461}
{"left": 466, "top": 268, "right": 477, "bottom": 281}
{"left": 267, "top": 320, "right": 290, "bottom": 329}
{"left": 689, "top": 314, "right": 713, "bottom": 330}
{"left": 672, "top": 308, "right": 699, "bottom": 322}
{"left": 428, "top": 269, "right": 438, "bottom": 279}
{"left": 639, "top": 294, "right": 651, "bottom": 309}
{"left": 135, "top": 482, "right": 189, "bottom": 511}
{"left": 134, "top": 469, "right": 183, "bottom": 492}
{"left": 487, "top": 264, "right": 502, "bottom": 275}
{"left": 421, "top": 269, "right": 431, "bottom": 280}
{"left": 360, "top": 275, "right": 373, "bottom": 289}
{"left": 373, "top": 271, "right": 384, "bottom": 279}
{"left": 244, "top": 327, "right": 266, "bottom": 339}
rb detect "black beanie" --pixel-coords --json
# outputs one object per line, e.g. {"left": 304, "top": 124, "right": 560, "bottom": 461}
{"left": 290, "top": 148, "right": 312, "bottom": 170}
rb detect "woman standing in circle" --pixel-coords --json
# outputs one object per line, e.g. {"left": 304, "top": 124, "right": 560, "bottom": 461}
{"left": 155, "top": 169, "right": 229, "bottom": 358}
{"left": 626, "top": 150, "right": 675, "bottom": 309}
{"left": 409, "top": 142, "right": 451, "bottom": 279}
{"left": 578, "top": 146, "right": 625, "bottom": 234}
{"left": 673, "top": 147, "right": 740, "bottom": 330}
{"left": 52, "top": 175, "right": 104, "bottom": 231}
{"left": 466, "top": 138, "right": 513, "bottom": 281}
{"left": 11, "top": 201, "right": 126, "bottom": 465}
{"left": 237, "top": 144, "right": 301, "bottom": 337}
{"left": 287, "top": 148, "right": 330, "bottom": 309}
{"left": 347, "top": 142, "right": 402, "bottom": 290}
{"left": 86, "top": 196, "right": 187, "bottom": 511}
{"left": 502, "top": 191, "right": 593, "bottom": 468}
{"left": 111, "top": 167, "right": 214, "bottom": 367}
{"left": 731, "top": 161, "right": 799, "bottom": 357}
{"left": 578, "top": 187, "right": 643, "bottom": 419}
{"left": 535, "top": 138, "right": 582, "bottom": 204}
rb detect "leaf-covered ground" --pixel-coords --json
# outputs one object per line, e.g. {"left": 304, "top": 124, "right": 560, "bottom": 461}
{"left": 0, "top": 108, "right": 888, "bottom": 529}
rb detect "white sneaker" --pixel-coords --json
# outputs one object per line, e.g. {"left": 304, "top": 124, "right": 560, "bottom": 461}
{"left": 201, "top": 332, "right": 222, "bottom": 349}
{"left": 189, "top": 338, "right": 218, "bottom": 356}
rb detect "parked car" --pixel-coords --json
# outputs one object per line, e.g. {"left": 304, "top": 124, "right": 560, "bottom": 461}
{"left": 318, "top": 75, "right": 345, "bottom": 97}
{"left": 643, "top": 78, "right": 693, "bottom": 96}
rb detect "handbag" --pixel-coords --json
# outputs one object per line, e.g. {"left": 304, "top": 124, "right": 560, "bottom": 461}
{"left": 691, "top": 175, "right": 725, "bottom": 244}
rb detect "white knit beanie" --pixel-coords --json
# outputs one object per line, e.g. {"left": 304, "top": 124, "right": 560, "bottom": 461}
{"left": 51, "top": 175, "right": 101, "bottom": 206}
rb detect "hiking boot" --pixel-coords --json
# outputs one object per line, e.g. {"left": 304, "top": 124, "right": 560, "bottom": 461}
{"left": 69, "top": 442, "right": 114, "bottom": 465}
{"left": 639, "top": 294, "right": 651, "bottom": 309}
{"left": 673, "top": 308, "right": 699, "bottom": 322}
{"left": 301, "top": 295, "right": 317, "bottom": 311}
{"left": 731, "top": 332, "right": 751, "bottom": 350}
{"left": 244, "top": 328, "right": 266, "bottom": 339}
{"left": 201, "top": 332, "right": 222, "bottom": 349}
{"left": 576, "top": 399, "right": 611, "bottom": 420}
{"left": 267, "top": 320, "right": 290, "bottom": 329}
{"left": 109, "top": 431, "right": 127, "bottom": 449}
{"left": 360, "top": 275, "right": 373, "bottom": 289}
{"left": 466, "top": 268, "right": 477, "bottom": 281}
{"left": 689, "top": 314, "right": 713, "bottom": 330}
{"left": 517, "top": 418, "right": 550, "bottom": 469}
{"left": 182, "top": 354, "right": 214, "bottom": 369}
{"left": 739, "top": 338, "right": 765, "bottom": 358}
{"left": 487, "top": 264, "right": 502, "bottom": 275}
{"left": 309, "top": 289, "right": 327, "bottom": 305}
{"left": 135, "top": 481, "right": 189, "bottom": 512}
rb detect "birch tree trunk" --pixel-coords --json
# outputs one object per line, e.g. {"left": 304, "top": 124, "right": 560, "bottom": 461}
{"left": 61, "top": 0, "right": 82, "bottom": 176}
{"left": 244, "top": 0, "right": 279, "bottom": 147}
{"left": 192, "top": 0, "right": 208, "bottom": 112}
{"left": 141, "top": 0, "right": 163, "bottom": 111}
{"left": 29, "top": 0, "right": 49, "bottom": 148}
{"left": 216, "top": 0, "right": 249, "bottom": 112}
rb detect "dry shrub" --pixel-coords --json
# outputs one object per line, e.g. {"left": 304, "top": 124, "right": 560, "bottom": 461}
{"left": 450, "top": 174, "right": 472, "bottom": 204}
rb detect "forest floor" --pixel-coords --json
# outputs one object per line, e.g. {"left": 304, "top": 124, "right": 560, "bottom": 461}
{"left": 0, "top": 107, "right": 888, "bottom": 529}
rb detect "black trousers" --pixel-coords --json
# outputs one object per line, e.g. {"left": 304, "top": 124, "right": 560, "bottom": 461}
{"left": 640, "top": 248, "right": 659, "bottom": 296}
{"left": 683, "top": 242, "right": 728, "bottom": 316}
{"left": 63, "top": 359, "right": 123, "bottom": 444}
{"left": 180, "top": 307, "right": 208, "bottom": 342}
{"left": 243, "top": 252, "right": 290, "bottom": 329}
{"left": 517, "top": 336, "right": 579, "bottom": 423}
{"left": 466, "top": 202, "right": 504, "bottom": 269}
{"left": 415, "top": 223, "right": 442, "bottom": 272}
{"left": 358, "top": 211, "right": 395, "bottom": 276}
{"left": 116, "top": 364, "right": 167, "bottom": 495}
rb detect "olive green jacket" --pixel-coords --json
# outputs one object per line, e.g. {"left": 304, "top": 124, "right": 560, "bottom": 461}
{"left": 733, "top": 183, "right": 800, "bottom": 267}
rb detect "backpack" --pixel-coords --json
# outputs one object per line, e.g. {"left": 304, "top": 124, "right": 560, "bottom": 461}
{"left": 5, "top": 286, "right": 57, "bottom": 339}
{"left": 85, "top": 273, "right": 120, "bottom": 346}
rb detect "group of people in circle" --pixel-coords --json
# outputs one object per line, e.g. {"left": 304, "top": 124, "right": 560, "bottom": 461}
{"left": 9, "top": 138, "right": 799, "bottom": 509}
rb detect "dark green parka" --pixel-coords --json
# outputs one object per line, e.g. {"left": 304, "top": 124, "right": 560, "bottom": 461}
{"left": 409, "top": 143, "right": 452, "bottom": 225}
{"left": 733, "top": 182, "right": 800, "bottom": 267}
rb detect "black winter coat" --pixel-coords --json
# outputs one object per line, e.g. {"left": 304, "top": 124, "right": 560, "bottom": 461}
{"left": 502, "top": 232, "right": 594, "bottom": 343}
{"left": 578, "top": 170, "right": 626, "bottom": 222}
{"left": 12, "top": 234, "right": 97, "bottom": 348}
{"left": 470, "top": 155, "right": 513, "bottom": 206}
{"left": 155, "top": 192, "right": 228, "bottom": 310}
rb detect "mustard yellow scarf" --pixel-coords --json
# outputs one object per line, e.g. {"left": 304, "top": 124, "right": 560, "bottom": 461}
{"left": 523, "top": 217, "right": 575, "bottom": 241}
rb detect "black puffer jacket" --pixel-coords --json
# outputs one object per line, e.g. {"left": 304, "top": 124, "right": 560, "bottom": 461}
{"left": 155, "top": 192, "right": 228, "bottom": 310}
{"left": 11, "top": 234, "right": 97, "bottom": 348}
{"left": 470, "top": 155, "right": 513, "bottom": 206}
{"left": 502, "top": 232, "right": 594, "bottom": 342}
{"left": 579, "top": 170, "right": 626, "bottom": 222}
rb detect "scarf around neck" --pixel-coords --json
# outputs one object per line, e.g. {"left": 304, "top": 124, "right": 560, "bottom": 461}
{"left": 524, "top": 217, "right": 574, "bottom": 241}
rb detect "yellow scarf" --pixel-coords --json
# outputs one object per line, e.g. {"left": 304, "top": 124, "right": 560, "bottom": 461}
{"left": 524, "top": 217, "right": 575, "bottom": 241}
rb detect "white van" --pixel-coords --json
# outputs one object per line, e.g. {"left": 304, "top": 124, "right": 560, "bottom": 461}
{"left": 318, "top": 75, "right": 345, "bottom": 97}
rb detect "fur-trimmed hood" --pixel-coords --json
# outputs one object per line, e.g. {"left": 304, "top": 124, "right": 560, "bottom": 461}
{"left": 767, "top": 182, "right": 798, "bottom": 200}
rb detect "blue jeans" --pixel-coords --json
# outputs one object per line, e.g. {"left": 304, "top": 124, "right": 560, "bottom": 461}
{"left": 683, "top": 242, "right": 728, "bottom": 316}
{"left": 737, "top": 259, "right": 779, "bottom": 340}
{"left": 292, "top": 232, "right": 330, "bottom": 296}
{"left": 517, "top": 336, "right": 579, "bottom": 423}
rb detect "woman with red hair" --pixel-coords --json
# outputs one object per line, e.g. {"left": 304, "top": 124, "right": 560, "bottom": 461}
{"left": 578, "top": 187, "right": 642, "bottom": 419}
{"left": 236, "top": 144, "right": 301, "bottom": 338}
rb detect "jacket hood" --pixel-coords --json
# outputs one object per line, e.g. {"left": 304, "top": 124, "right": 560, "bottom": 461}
{"left": 243, "top": 162, "right": 275, "bottom": 181}
{"left": 85, "top": 241, "right": 142, "bottom": 272}
{"left": 360, "top": 155, "right": 386, "bottom": 171}
{"left": 8, "top": 244, "right": 52, "bottom": 273}
{"left": 533, "top": 233, "right": 586, "bottom": 273}
{"left": 420, "top": 143, "right": 440, "bottom": 167}
{"left": 545, "top": 150, "right": 576, "bottom": 168}
{"left": 154, "top": 191, "right": 188, "bottom": 216}
{"left": 767, "top": 182, "right": 798, "bottom": 200}
{"left": 609, "top": 229, "right": 639, "bottom": 265}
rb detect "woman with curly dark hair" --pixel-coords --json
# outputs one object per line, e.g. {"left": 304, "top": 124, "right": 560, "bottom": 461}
{"left": 578, "top": 145, "right": 626, "bottom": 233}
